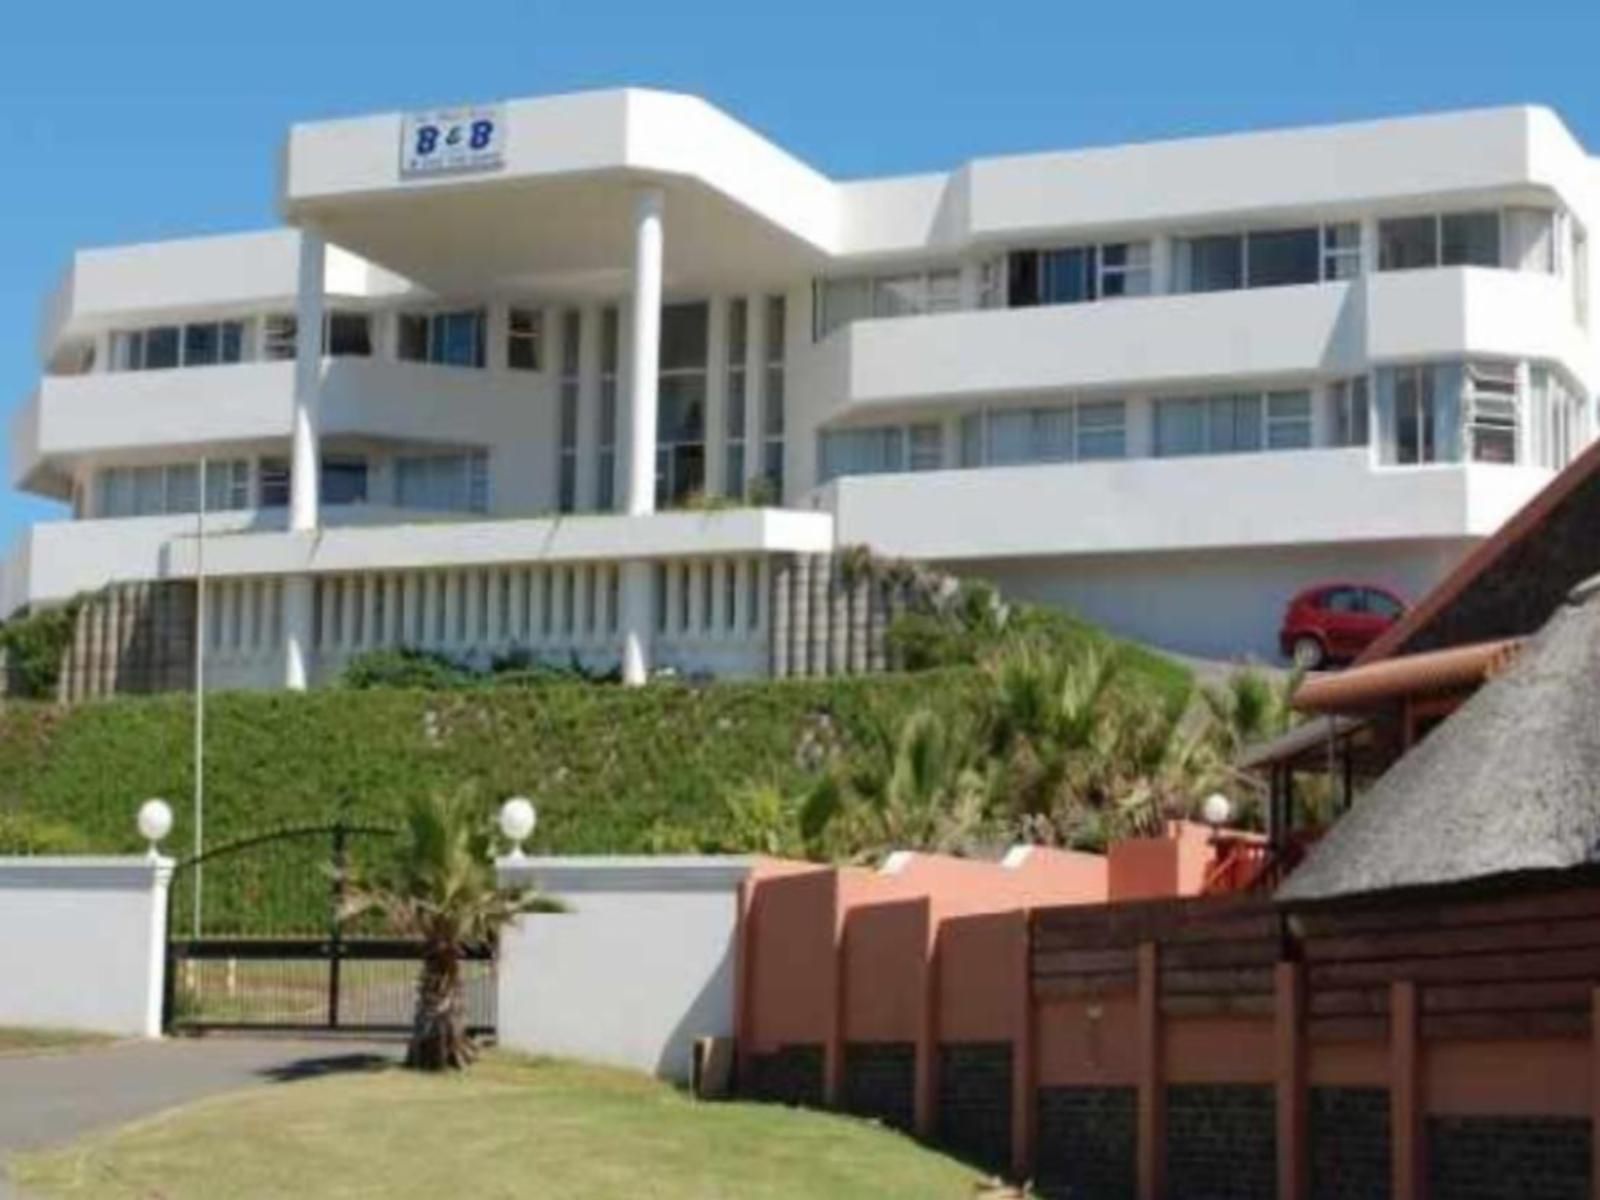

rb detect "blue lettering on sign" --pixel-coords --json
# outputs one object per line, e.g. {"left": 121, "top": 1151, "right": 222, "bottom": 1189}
{"left": 470, "top": 120, "right": 495, "bottom": 150}
{"left": 415, "top": 125, "right": 440, "bottom": 157}
{"left": 402, "top": 107, "right": 504, "bottom": 175}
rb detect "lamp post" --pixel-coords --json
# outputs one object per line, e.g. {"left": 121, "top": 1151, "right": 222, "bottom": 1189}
{"left": 137, "top": 798, "right": 173, "bottom": 860}
{"left": 499, "top": 797, "right": 537, "bottom": 861}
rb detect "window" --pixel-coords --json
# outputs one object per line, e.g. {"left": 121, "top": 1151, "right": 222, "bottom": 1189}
{"left": 1008, "top": 243, "right": 1152, "bottom": 307}
{"left": 1364, "top": 590, "right": 1404, "bottom": 621}
{"left": 398, "top": 309, "right": 486, "bottom": 367}
{"left": 1322, "top": 588, "right": 1362, "bottom": 614}
{"left": 908, "top": 423, "right": 943, "bottom": 471}
{"left": 1504, "top": 209, "right": 1557, "bottom": 275}
{"left": 597, "top": 307, "right": 619, "bottom": 511}
{"left": 1153, "top": 392, "right": 1312, "bottom": 456}
{"left": 321, "top": 456, "right": 369, "bottom": 505}
{"left": 1465, "top": 362, "right": 1518, "bottom": 463}
{"left": 1390, "top": 366, "right": 1439, "bottom": 464}
{"left": 260, "top": 458, "right": 291, "bottom": 508}
{"left": 763, "top": 295, "right": 786, "bottom": 498}
{"left": 1266, "top": 391, "right": 1313, "bottom": 449}
{"left": 110, "top": 321, "right": 243, "bottom": 371}
{"left": 657, "top": 302, "right": 709, "bottom": 506}
{"left": 1246, "top": 229, "right": 1320, "bottom": 288}
{"left": 557, "top": 310, "right": 580, "bottom": 513}
{"left": 262, "top": 311, "right": 371, "bottom": 360}
{"left": 394, "top": 451, "right": 490, "bottom": 513}
{"left": 815, "top": 268, "right": 962, "bottom": 338}
{"left": 1330, "top": 377, "right": 1371, "bottom": 447}
{"left": 1528, "top": 366, "right": 1585, "bottom": 470}
{"left": 1380, "top": 211, "right": 1504, "bottom": 272}
{"left": 1379, "top": 216, "right": 1440, "bottom": 271}
{"left": 95, "top": 459, "right": 249, "bottom": 518}
{"left": 724, "top": 299, "right": 748, "bottom": 497}
{"left": 956, "top": 401, "right": 1127, "bottom": 469}
{"left": 1441, "top": 211, "right": 1500, "bottom": 267}
{"left": 507, "top": 308, "right": 542, "bottom": 371}
{"left": 1176, "top": 235, "right": 1243, "bottom": 293}
{"left": 1076, "top": 402, "right": 1127, "bottom": 460}
{"left": 1322, "top": 223, "right": 1362, "bottom": 280}
{"left": 817, "top": 428, "right": 905, "bottom": 482}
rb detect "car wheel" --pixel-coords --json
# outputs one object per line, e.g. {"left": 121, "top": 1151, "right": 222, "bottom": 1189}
{"left": 1291, "top": 635, "right": 1325, "bottom": 670}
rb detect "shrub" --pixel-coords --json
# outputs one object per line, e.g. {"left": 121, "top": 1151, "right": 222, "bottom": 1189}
{"left": 0, "top": 597, "right": 90, "bottom": 700}
{"left": 0, "top": 810, "right": 90, "bottom": 855}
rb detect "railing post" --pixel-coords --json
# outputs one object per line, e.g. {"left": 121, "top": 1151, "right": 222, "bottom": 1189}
{"left": 328, "top": 822, "right": 347, "bottom": 1030}
{"left": 1012, "top": 907, "right": 1037, "bottom": 1181}
{"left": 1391, "top": 980, "right": 1423, "bottom": 1200}
{"left": 1276, "top": 961, "right": 1308, "bottom": 1200}
{"left": 1137, "top": 941, "right": 1164, "bottom": 1200}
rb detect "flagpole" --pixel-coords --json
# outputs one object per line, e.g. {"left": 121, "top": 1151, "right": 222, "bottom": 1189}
{"left": 193, "top": 457, "right": 207, "bottom": 939}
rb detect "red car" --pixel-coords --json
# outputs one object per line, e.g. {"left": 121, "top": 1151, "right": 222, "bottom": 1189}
{"left": 1279, "top": 583, "right": 1406, "bottom": 669}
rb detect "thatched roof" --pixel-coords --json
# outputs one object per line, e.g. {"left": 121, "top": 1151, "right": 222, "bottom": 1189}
{"left": 1278, "top": 589, "right": 1600, "bottom": 904}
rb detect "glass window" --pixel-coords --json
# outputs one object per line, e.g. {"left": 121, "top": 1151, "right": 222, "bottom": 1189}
{"left": 660, "top": 302, "right": 710, "bottom": 371}
{"left": 1100, "top": 242, "right": 1152, "bottom": 297}
{"left": 507, "top": 307, "right": 541, "bottom": 371}
{"left": 557, "top": 310, "right": 580, "bottom": 513}
{"left": 143, "top": 327, "right": 180, "bottom": 370}
{"left": 260, "top": 458, "right": 291, "bottom": 508}
{"left": 395, "top": 451, "right": 489, "bottom": 513}
{"left": 817, "top": 427, "right": 905, "bottom": 482}
{"left": 1393, "top": 366, "right": 1437, "bottom": 464}
{"left": 398, "top": 314, "right": 430, "bottom": 362}
{"left": 321, "top": 456, "right": 369, "bottom": 505}
{"left": 908, "top": 423, "right": 943, "bottom": 471}
{"left": 398, "top": 310, "right": 485, "bottom": 367}
{"left": 763, "top": 295, "right": 786, "bottom": 498}
{"left": 1322, "top": 223, "right": 1362, "bottom": 280}
{"left": 1041, "top": 248, "right": 1097, "bottom": 305}
{"left": 1208, "top": 394, "right": 1263, "bottom": 453}
{"left": 183, "top": 324, "right": 220, "bottom": 367}
{"left": 959, "top": 413, "right": 984, "bottom": 467}
{"left": 1331, "top": 377, "right": 1370, "bottom": 447}
{"left": 1465, "top": 361, "right": 1518, "bottom": 463}
{"left": 205, "top": 460, "right": 250, "bottom": 511}
{"left": 1379, "top": 216, "right": 1439, "bottom": 271}
{"left": 326, "top": 312, "right": 371, "bottom": 358}
{"left": 1323, "top": 588, "right": 1362, "bottom": 614}
{"left": 1441, "top": 211, "right": 1501, "bottom": 268}
{"left": 597, "top": 306, "right": 619, "bottom": 511}
{"left": 1266, "top": 391, "right": 1313, "bottom": 449}
{"left": 1364, "top": 590, "right": 1403, "bottom": 620}
{"left": 1154, "top": 398, "right": 1207, "bottom": 457}
{"left": 658, "top": 303, "right": 711, "bottom": 506}
{"left": 1178, "top": 235, "right": 1244, "bottom": 293}
{"left": 263, "top": 315, "right": 297, "bottom": 362}
{"left": 725, "top": 298, "right": 748, "bottom": 497}
{"left": 815, "top": 278, "right": 872, "bottom": 339}
{"left": 1076, "top": 402, "right": 1127, "bottom": 460}
{"left": 1505, "top": 209, "right": 1556, "bottom": 275}
{"left": 1247, "top": 229, "right": 1320, "bottom": 288}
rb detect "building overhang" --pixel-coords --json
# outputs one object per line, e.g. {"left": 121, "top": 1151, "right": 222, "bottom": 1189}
{"left": 280, "top": 89, "right": 839, "bottom": 297}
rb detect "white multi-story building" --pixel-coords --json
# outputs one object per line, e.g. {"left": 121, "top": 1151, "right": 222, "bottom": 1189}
{"left": 7, "top": 90, "right": 1597, "bottom": 688}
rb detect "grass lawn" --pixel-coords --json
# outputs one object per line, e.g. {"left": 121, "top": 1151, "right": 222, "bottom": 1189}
{"left": 13, "top": 1056, "right": 993, "bottom": 1199}
{"left": 0, "top": 1027, "right": 113, "bottom": 1055}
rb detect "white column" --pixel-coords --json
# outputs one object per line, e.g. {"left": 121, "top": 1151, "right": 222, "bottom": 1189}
{"left": 704, "top": 295, "right": 729, "bottom": 498}
{"left": 621, "top": 187, "right": 665, "bottom": 686}
{"left": 284, "top": 231, "right": 325, "bottom": 689}
{"left": 290, "top": 232, "right": 325, "bottom": 533}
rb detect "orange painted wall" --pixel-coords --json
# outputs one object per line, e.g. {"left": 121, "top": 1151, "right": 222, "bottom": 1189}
{"left": 742, "top": 864, "right": 836, "bottom": 1052}
{"left": 1426, "top": 1038, "right": 1590, "bottom": 1118}
{"left": 1165, "top": 1015, "right": 1276, "bottom": 1085}
{"left": 842, "top": 895, "right": 928, "bottom": 1042}
{"left": 1036, "top": 995, "right": 1142, "bottom": 1086}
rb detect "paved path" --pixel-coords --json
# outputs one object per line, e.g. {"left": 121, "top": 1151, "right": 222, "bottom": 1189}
{"left": 0, "top": 1037, "right": 402, "bottom": 1198}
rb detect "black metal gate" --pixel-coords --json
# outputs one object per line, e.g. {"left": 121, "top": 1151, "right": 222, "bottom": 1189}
{"left": 164, "top": 821, "right": 495, "bottom": 1036}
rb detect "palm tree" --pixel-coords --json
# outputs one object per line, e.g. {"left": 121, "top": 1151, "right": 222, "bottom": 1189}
{"left": 342, "top": 791, "right": 564, "bottom": 1071}
{"left": 800, "top": 708, "right": 993, "bottom": 863}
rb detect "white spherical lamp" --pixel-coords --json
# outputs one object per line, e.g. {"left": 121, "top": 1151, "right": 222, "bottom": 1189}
{"left": 1201, "top": 792, "right": 1233, "bottom": 829}
{"left": 137, "top": 798, "right": 173, "bottom": 858}
{"left": 499, "top": 796, "right": 537, "bottom": 860}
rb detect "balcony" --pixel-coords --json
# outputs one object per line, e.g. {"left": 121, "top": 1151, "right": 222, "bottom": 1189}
{"left": 804, "top": 284, "right": 1362, "bottom": 418}
{"left": 817, "top": 448, "right": 1551, "bottom": 562}
{"left": 13, "top": 358, "right": 546, "bottom": 490}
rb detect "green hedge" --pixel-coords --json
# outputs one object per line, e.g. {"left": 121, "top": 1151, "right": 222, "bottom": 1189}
{"left": 0, "top": 673, "right": 998, "bottom": 859}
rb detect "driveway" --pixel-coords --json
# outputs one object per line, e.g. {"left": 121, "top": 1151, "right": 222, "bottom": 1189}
{"left": 0, "top": 1037, "right": 402, "bottom": 1198}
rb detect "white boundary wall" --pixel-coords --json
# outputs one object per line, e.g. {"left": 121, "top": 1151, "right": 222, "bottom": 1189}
{"left": 496, "top": 856, "right": 751, "bottom": 1082}
{"left": 0, "top": 857, "right": 173, "bottom": 1037}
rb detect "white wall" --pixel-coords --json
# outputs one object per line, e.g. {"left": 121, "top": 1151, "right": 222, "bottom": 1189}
{"left": 966, "top": 538, "right": 1475, "bottom": 661}
{"left": 0, "top": 857, "right": 172, "bottom": 1038}
{"left": 496, "top": 857, "right": 751, "bottom": 1082}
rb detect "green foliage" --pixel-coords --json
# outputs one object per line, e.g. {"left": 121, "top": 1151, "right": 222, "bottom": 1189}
{"left": 0, "top": 809, "right": 89, "bottom": 855}
{"left": 344, "top": 789, "right": 564, "bottom": 1070}
{"left": 0, "top": 598, "right": 89, "bottom": 700}
{"left": 341, "top": 647, "right": 617, "bottom": 689}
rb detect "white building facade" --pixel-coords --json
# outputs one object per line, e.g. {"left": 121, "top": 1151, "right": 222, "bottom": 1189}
{"left": 7, "top": 91, "right": 1599, "bottom": 684}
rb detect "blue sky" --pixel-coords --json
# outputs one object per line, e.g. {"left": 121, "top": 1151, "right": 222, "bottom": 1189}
{"left": 2, "top": 0, "right": 1597, "bottom": 543}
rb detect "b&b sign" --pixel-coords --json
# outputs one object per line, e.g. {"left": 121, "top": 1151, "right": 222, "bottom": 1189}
{"left": 400, "top": 105, "right": 506, "bottom": 177}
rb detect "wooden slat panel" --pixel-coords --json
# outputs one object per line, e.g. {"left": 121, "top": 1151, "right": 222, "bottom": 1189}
{"left": 1161, "top": 993, "right": 1276, "bottom": 1018}
{"left": 1309, "top": 946, "right": 1600, "bottom": 990}
{"left": 1033, "top": 972, "right": 1138, "bottom": 1002}
{"left": 1033, "top": 911, "right": 1279, "bottom": 953}
{"left": 1308, "top": 1015, "right": 1389, "bottom": 1043}
{"left": 1293, "top": 882, "right": 1600, "bottom": 939}
{"left": 1420, "top": 979, "right": 1594, "bottom": 1015}
{"left": 1421, "top": 1010, "right": 1590, "bottom": 1041}
{"left": 1303, "top": 916, "right": 1600, "bottom": 964}
{"left": 1309, "top": 988, "right": 1390, "bottom": 1018}
{"left": 1031, "top": 947, "right": 1138, "bottom": 976}
{"left": 1160, "top": 966, "right": 1276, "bottom": 997}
